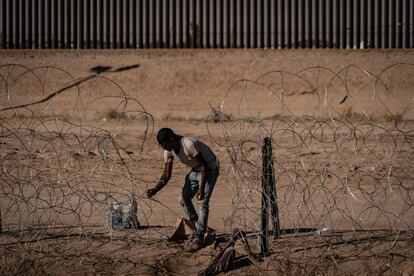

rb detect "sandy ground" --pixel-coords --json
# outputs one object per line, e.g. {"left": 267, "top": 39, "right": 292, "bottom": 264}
{"left": 1, "top": 49, "right": 414, "bottom": 275}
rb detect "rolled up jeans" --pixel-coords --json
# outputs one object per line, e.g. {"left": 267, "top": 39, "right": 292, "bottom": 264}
{"left": 180, "top": 166, "right": 219, "bottom": 242}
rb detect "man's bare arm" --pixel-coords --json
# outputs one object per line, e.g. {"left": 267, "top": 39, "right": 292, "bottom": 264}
{"left": 194, "top": 153, "right": 208, "bottom": 200}
{"left": 147, "top": 162, "right": 173, "bottom": 198}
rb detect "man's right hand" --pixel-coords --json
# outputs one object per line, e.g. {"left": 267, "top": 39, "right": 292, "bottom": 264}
{"left": 146, "top": 188, "right": 158, "bottom": 198}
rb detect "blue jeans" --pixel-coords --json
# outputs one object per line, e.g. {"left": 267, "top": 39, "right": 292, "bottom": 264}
{"left": 180, "top": 167, "right": 219, "bottom": 242}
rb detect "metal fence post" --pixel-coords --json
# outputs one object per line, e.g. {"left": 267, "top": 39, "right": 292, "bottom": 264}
{"left": 261, "top": 137, "right": 280, "bottom": 256}
{"left": 260, "top": 137, "right": 270, "bottom": 257}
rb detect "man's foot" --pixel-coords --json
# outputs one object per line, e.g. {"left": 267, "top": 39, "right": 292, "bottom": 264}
{"left": 188, "top": 239, "right": 203, "bottom": 253}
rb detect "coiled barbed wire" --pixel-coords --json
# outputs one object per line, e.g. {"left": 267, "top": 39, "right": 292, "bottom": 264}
{"left": 1, "top": 62, "right": 414, "bottom": 274}
{"left": 205, "top": 63, "right": 414, "bottom": 274}
{"left": 0, "top": 64, "right": 162, "bottom": 236}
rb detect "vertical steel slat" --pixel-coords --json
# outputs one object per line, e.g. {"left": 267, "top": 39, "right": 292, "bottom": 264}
{"left": 403, "top": 0, "right": 409, "bottom": 48}
{"left": 411, "top": 0, "right": 414, "bottom": 48}
{"left": 104, "top": 0, "right": 109, "bottom": 48}
{"left": 258, "top": 0, "right": 263, "bottom": 48}
{"left": 192, "top": 0, "right": 197, "bottom": 48}
{"left": 264, "top": 0, "right": 269, "bottom": 48}
{"left": 9, "top": 0, "right": 13, "bottom": 48}
{"left": 183, "top": 0, "right": 188, "bottom": 48}
{"left": 46, "top": 0, "right": 51, "bottom": 48}
{"left": 36, "top": 0, "right": 40, "bottom": 48}
{"left": 164, "top": 0, "right": 169, "bottom": 48}
{"left": 85, "top": 0, "right": 90, "bottom": 48}
{"left": 104, "top": 0, "right": 113, "bottom": 49}
{"left": 347, "top": 0, "right": 353, "bottom": 48}
{"left": 120, "top": 0, "right": 124, "bottom": 48}
{"left": 298, "top": 0, "right": 304, "bottom": 48}
{"left": 44, "top": 0, "right": 48, "bottom": 48}
{"left": 181, "top": 0, "right": 185, "bottom": 48}
{"left": 318, "top": 0, "right": 324, "bottom": 48}
{"left": 390, "top": 0, "right": 395, "bottom": 48}
{"left": 339, "top": 0, "right": 345, "bottom": 48}
{"left": 76, "top": 0, "right": 82, "bottom": 49}
{"left": 373, "top": 0, "right": 379, "bottom": 48}
{"left": 256, "top": 0, "right": 263, "bottom": 48}
{"left": 171, "top": 0, "right": 176, "bottom": 48}
{"left": 124, "top": 0, "right": 133, "bottom": 49}
{"left": 305, "top": 0, "right": 310, "bottom": 48}
{"left": 60, "top": 0, "right": 65, "bottom": 48}
{"left": 71, "top": 0, "right": 77, "bottom": 49}
{"left": 178, "top": 0, "right": 183, "bottom": 48}
{"left": 25, "top": 0, "right": 31, "bottom": 48}
{"left": 375, "top": 0, "right": 381, "bottom": 48}
{"left": 277, "top": 0, "right": 283, "bottom": 48}
{"left": 65, "top": 0, "right": 71, "bottom": 48}
{"left": 13, "top": 0, "right": 18, "bottom": 48}
{"left": 270, "top": 0, "right": 275, "bottom": 48}
{"left": 230, "top": 0, "right": 236, "bottom": 47}
{"left": 62, "top": 0, "right": 66, "bottom": 48}
{"left": 293, "top": 0, "right": 299, "bottom": 48}
{"left": 251, "top": 0, "right": 257, "bottom": 48}
{"left": 397, "top": 0, "right": 402, "bottom": 48}
{"left": 52, "top": 0, "right": 57, "bottom": 48}
{"left": 203, "top": 0, "right": 208, "bottom": 48}
{"left": 0, "top": 0, "right": 4, "bottom": 48}
{"left": 32, "top": 0, "right": 37, "bottom": 48}
{"left": 26, "top": 0, "right": 30, "bottom": 48}
{"left": 185, "top": 0, "right": 189, "bottom": 48}
{"left": 123, "top": 0, "right": 128, "bottom": 48}
{"left": 310, "top": 0, "right": 315, "bottom": 48}
{"left": 197, "top": 0, "right": 203, "bottom": 48}
{"left": 285, "top": 0, "right": 291, "bottom": 48}
{"left": 143, "top": 0, "right": 149, "bottom": 48}
{"left": 245, "top": 0, "right": 250, "bottom": 48}
{"left": 131, "top": 0, "right": 136, "bottom": 48}
{"left": 326, "top": 0, "right": 331, "bottom": 48}
{"left": 189, "top": 0, "right": 198, "bottom": 48}
{"left": 211, "top": 0, "right": 216, "bottom": 48}
{"left": 137, "top": 0, "right": 142, "bottom": 48}
{"left": 313, "top": 0, "right": 319, "bottom": 48}
{"left": 117, "top": 0, "right": 122, "bottom": 48}
{"left": 19, "top": 0, "right": 25, "bottom": 48}
{"left": 367, "top": 0, "right": 373, "bottom": 47}
{"left": 217, "top": 0, "right": 221, "bottom": 48}
{"left": 187, "top": 0, "right": 191, "bottom": 48}
{"left": 224, "top": 0, "right": 229, "bottom": 48}
{"left": 110, "top": 0, "right": 115, "bottom": 48}
{"left": 333, "top": 0, "right": 339, "bottom": 48}
{"left": 223, "top": 0, "right": 228, "bottom": 48}
{"left": 354, "top": 0, "right": 360, "bottom": 48}
{"left": 96, "top": 0, "right": 100, "bottom": 48}
{"left": 158, "top": 0, "right": 163, "bottom": 48}
{"left": 217, "top": 0, "right": 223, "bottom": 48}
{"left": 361, "top": 0, "right": 366, "bottom": 48}
{"left": 382, "top": 0, "right": 388, "bottom": 48}
{"left": 81, "top": 0, "right": 86, "bottom": 48}
{"left": 39, "top": 0, "right": 44, "bottom": 48}
{"left": 238, "top": 0, "right": 243, "bottom": 48}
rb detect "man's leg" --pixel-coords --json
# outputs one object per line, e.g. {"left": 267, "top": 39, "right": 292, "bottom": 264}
{"left": 180, "top": 171, "right": 199, "bottom": 222}
{"left": 195, "top": 168, "right": 219, "bottom": 243}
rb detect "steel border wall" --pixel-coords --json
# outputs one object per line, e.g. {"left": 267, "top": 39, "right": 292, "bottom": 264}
{"left": 1, "top": 0, "right": 413, "bottom": 49}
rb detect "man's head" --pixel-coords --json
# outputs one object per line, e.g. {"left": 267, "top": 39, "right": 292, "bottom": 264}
{"left": 157, "top": 128, "right": 177, "bottom": 151}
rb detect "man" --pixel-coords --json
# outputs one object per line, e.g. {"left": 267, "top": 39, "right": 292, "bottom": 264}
{"left": 147, "top": 128, "right": 220, "bottom": 252}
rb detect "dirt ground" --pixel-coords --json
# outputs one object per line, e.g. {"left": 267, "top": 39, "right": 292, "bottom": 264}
{"left": 1, "top": 49, "right": 414, "bottom": 275}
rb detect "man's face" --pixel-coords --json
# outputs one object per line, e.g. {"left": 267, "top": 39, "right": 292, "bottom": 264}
{"left": 160, "top": 138, "right": 174, "bottom": 151}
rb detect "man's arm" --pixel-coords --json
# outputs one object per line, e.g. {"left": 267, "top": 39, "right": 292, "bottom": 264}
{"left": 194, "top": 153, "right": 208, "bottom": 200}
{"left": 147, "top": 161, "right": 173, "bottom": 198}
